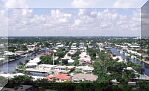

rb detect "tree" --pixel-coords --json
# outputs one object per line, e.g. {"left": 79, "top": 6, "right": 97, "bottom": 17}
{"left": 40, "top": 55, "right": 53, "bottom": 64}
{"left": 0, "top": 76, "right": 7, "bottom": 87}
{"left": 18, "top": 64, "right": 26, "bottom": 73}
{"left": 40, "top": 55, "right": 59, "bottom": 65}
{"left": 87, "top": 48, "right": 97, "bottom": 59}
{"left": 8, "top": 46, "right": 16, "bottom": 52}
{"left": 20, "top": 45, "right": 28, "bottom": 51}
{"left": 57, "top": 51, "right": 65, "bottom": 58}
{"left": 138, "top": 80, "right": 149, "bottom": 91}
{"left": 7, "top": 75, "right": 33, "bottom": 87}
{"left": 34, "top": 79, "right": 53, "bottom": 89}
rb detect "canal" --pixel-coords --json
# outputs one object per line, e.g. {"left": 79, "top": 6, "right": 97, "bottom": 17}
{"left": 0, "top": 49, "right": 45, "bottom": 73}
{"left": 108, "top": 47, "right": 149, "bottom": 76}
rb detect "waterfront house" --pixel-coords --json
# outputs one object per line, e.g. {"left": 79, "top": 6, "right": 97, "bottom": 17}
{"left": 4, "top": 51, "right": 15, "bottom": 56}
{"left": 26, "top": 64, "right": 75, "bottom": 76}
{"left": 15, "top": 51, "right": 26, "bottom": 56}
{"left": 26, "top": 57, "right": 41, "bottom": 68}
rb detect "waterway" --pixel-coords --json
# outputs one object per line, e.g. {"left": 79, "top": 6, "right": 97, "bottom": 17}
{"left": 107, "top": 47, "right": 149, "bottom": 76}
{"left": 0, "top": 49, "right": 44, "bottom": 73}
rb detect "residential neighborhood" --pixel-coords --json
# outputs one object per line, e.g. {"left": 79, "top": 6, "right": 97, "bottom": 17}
{"left": 0, "top": 37, "right": 149, "bottom": 91}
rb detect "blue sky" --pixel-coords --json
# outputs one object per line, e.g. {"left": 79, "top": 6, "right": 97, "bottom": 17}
{"left": 0, "top": 0, "right": 148, "bottom": 8}
{"left": 20, "top": 0, "right": 148, "bottom": 8}
{"left": 17, "top": 8, "right": 136, "bottom": 16}
{"left": 0, "top": 0, "right": 148, "bottom": 37}
{"left": 26, "top": 0, "right": 115, "bottom": 8}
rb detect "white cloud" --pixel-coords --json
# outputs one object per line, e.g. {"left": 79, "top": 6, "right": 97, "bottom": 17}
{"left": 73, "top": 19, "right": 81, "bottom": 26}
{"left": 22, "top": 9, "right": 32, "bottom": 16}
{"left": 6, "top": 8, "right": 141, "bottom": 37}
{"left": 71, "top": 0, "right": 147, "bottom": 8}
{"left": 71, "top": 0, "right": 100, "bottom": 8}
{"left": 0, "top": 9, "right": 8, "bottom": 36}
{"left": 5, "top": 0, "right": 28, "bottom": 8}
{"left": 114, "top": 0, "right": 146, "bottom": 8}
{"left": 72, "top": 9, "right": 141, "bottom": 36}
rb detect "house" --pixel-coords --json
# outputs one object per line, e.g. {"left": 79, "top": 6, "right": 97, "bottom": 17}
{"left": 71, "top": 43, "right": 77, "bottom": 50}
{"left": 68, "top": 50, "right": 77, "bottom": 56}
{"left": 68, "top": 59, "right": 74, "bottom": 64}
{"left": 26, "top": 64, "right": 75, "bottom": 76}
{"left": 26, "top": 62, "right": 38, "bottom": 68}
{"left": 26, "top": 57, "right": 41, "bottom": 68}
{"left": 47, "top": 73, "right": 71, "bottom": 82}
{"left": 27, "top": 44, "right": 37, "bottom": 51}
{"left": 76, "top": 66, "right": 94, "bottom": 73}
{"left": 79, "top": 52, "right": 91, "bottom": 65}
{"left": 25, "top": 64, "right": 56, "bottom": 76}
{"left": 72, "top": 73, "right": 98, "bottom": 82}
{"left": 142, "top": 54, "right": 149, "bottom": 61}
{"left": 0, "top": 73, "right": 24, "bottom": 79}
{"left": 15, "top": 51, "right": 26, "bottom": 56}
{"left": 61, "top": 53, "right": 73, "bottom": 64}
{"left": 56, "top": 43, "right": 64, "bottom": 48}
{"left": 4, "top": 51, "right": 15, "bottom": 56}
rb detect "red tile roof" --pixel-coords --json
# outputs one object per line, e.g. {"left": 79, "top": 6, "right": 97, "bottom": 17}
{"left": 55, "top": 74, "right": 71, "bottom": 80}
{"left": 47, "top": 74, "right": 71, "bottom": 80}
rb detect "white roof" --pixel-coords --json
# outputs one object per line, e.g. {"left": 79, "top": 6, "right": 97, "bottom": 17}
{"left": 0, "top": 58, "right": 5, "bottom": 61}
{"left": 112, "top": 56, "right": 117, "bottom": 60}
{"left": 26, "top": 62, "right": 38, "bottom": 66}
{"left": 0, "top": 73, "right": 24, "bottom": 78}
{"left": 126, "top": 67, "right": 133, "bottom": 70}
{"left": 14, "top": 73, "right": 25, "bottom": 76}
{"left": 29, "top": 57, "right": 41, "bottom": 63}
{"left": 4, "top": 51, "right": 15, "bottom": 56}
{"left": 0, "top": 74, "right": 14, "bottom": 78}
{"left": 130, "top": 45, "right": 140, "bottom": 48}
{"left": 111, "top": 79, "right": 118, "bottom": 83}
{"left": 67, "top": 66, "right": 75, "bottom": 69}
{"left": 76, "top": 66, "right": 94, "bottom": 71}
{"left": 26, "top": 68, "right": 49, "bottom": 73}
{"left": 32, "top": 76, "right": 45, "bottom": 80}
{"left": 68, "top": 59, "right": 74, "bottom": 63}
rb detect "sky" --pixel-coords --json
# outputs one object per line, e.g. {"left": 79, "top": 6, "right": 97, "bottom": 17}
{"left": 0, "top": 0, "right": 147, "bottom": 8}
{"left": 0, "top": 0, "right": 148, "bottom": 37}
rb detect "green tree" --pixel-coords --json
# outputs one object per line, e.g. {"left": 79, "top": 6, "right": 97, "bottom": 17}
{"left": 40, "top": 55, "right": 53, "bottom": 64}
{"left": 8, "top": 75, "right": 33, "bottom": 87}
